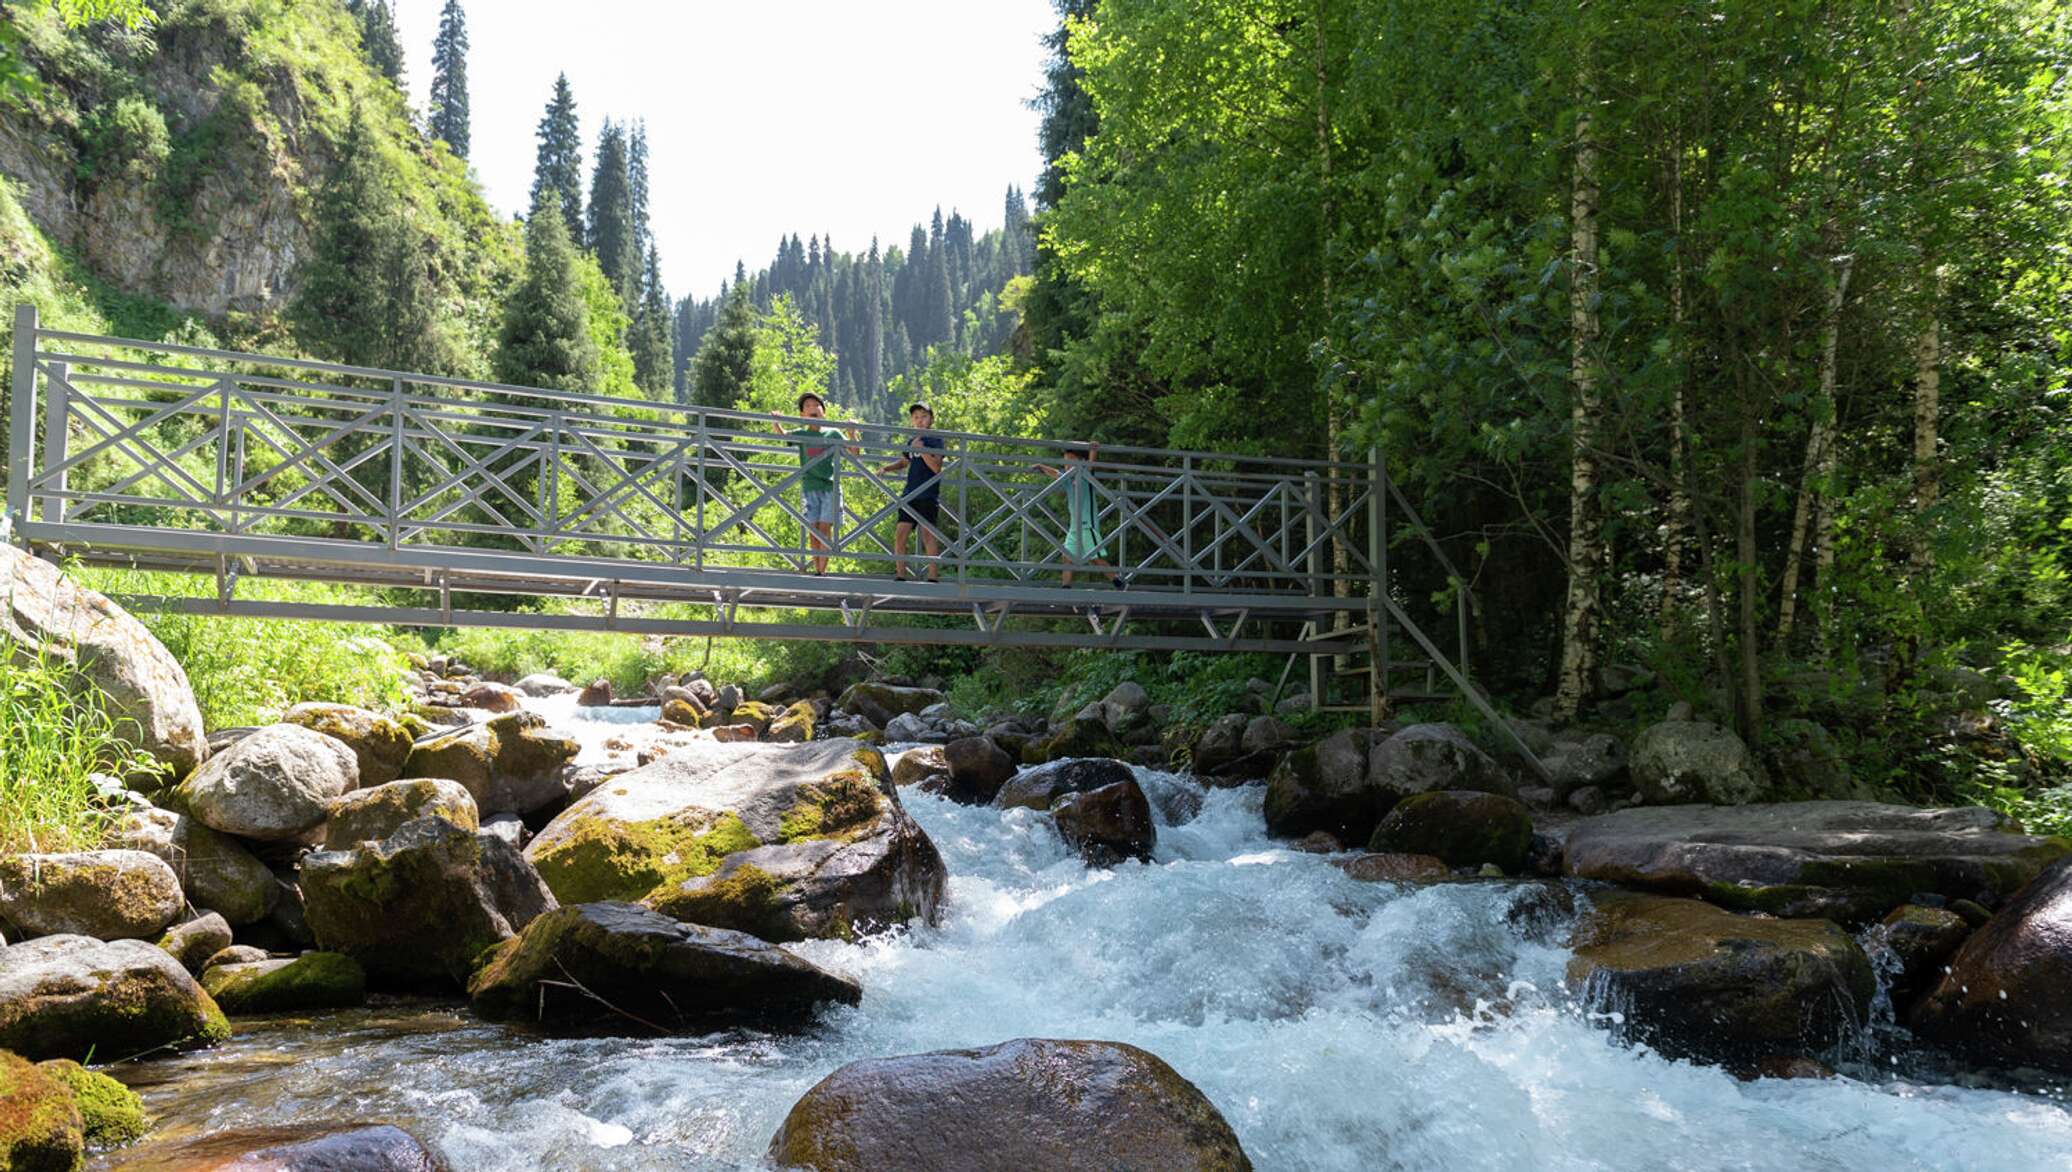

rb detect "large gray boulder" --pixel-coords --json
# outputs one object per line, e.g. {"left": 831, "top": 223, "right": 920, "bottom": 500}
{"left": 992, "top": 757, "right": 1136, "bottom": 812}
{"left": 282, "top": 702, "right": 414, "bottom": 787}
{"left": 1263, "top": 727, "right": 1384, "bottom": 842}
{"left": 1367, "top": 791, "right": 1534, "bottom": 873}
{"left": 113, "top": 807, "right": 278, "bottom": 926}
{"left": 115, "top": 1124, "right": 443, "bottom": 1171}
{"left": 401, "top": 711, "right": 579, "bottom": 815}
{"left": 1542, "top": 732, "right": 1627, "bottom": 798}
{"left": 469, "top": 901, "right": 860, "bottom": 1029}
{"left": 767, "top": 1037, "right": 1252, "bottom": 1171}
{"left": 158, "top": 912, "right": 234, "bottom": 975}
{"left": 836, "top": 682, "right": 945, "bottom": 728}
{"left": 1630, "top": 719, "right": 1763, "bottom": 805}
{"left": 1367, "top": 723, "right": 1514, "bottom": 801}
{"left": 301, "top": 817, "right": 557, "bottom": 989}
{"left": 2, "top": 544, "right": 208, "bottom": 780}
{"left": 526, "top": 739, "right": 945, "bottom": 944}
{"left": 1562, "top": 801, "right": 2070, "bottom": 924}
{"left": 175, "top": 722, "right": 358, "bottom": 842}
{"left": 0, "top": 850, "right": 184, "bottom": 940}
{"left": 1911, "top": 855, "right": 2072, "bottom": 1073}
{"left": 0, "top": 934, "right": 230, "bottom": 1061}
{"left": 323, "top": 778, "right": 479, "bottom": 847}
{"left": 1189, "top": 714, "right": 1250, "bottom": 776}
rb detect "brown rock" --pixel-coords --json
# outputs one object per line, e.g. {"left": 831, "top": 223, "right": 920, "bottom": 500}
{"left": 577, "top": 679, "right": 613, "bottom": 706}
{"left": 461, "top": 682, "right": 524, "bottom": 714}
{"left": 1910, "top": 854, "right": 2072, "bottom": 1073}
{"left": 1336, "top": 852, "right": 1449, "bottom": 883}
{"left": 1050, "top": 780, "right": 1156, "bottom": 866}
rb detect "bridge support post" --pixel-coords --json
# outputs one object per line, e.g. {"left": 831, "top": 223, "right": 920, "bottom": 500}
{"left": 6, "top": 303, "right": 35, "bottom": 540}
{"left": 37, "top": 352, "right": 66, "bottom": 526}
{"left": 1370, "top": 446, "right": 1388, "bottom": 723}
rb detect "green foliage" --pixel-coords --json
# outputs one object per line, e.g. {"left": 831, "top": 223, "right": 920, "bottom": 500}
{"left": 1998, "top": 639, "right": 2072, "bottom": 767}
{"left": 427, "top": 0, "right": 468, "bottom": 159}
{"left": 495, "top": 194, "right": 600, "bottom": 392}
{"left": 629, "top": 244, "right": 673, "bottom": 398}
{"left": 888, "top": 349, "right": 1044, "bottom": 439}
{"left": 346, "top": 0, "right": 403, "bottom": 85}
{"left": 585, "top": 119, "right": 636, "bottom": 306}
{"left": 740, "top": 294, "right": 836, "bottom": 415}
{"left": 690, "top": 281, "right": 757, "bottom": 410}
{"left": 531, "top": 72, "right": 583, "bottom": 241}
{"left": 76, "top": 93, "right": 167, "bottom": 184}
{"left": 0, "top": 644, "right": 158, "bottom": 853}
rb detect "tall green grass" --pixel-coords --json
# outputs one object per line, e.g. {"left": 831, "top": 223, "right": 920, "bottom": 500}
{"left": 0, "top": 647, "right": 157, "bottom": 853}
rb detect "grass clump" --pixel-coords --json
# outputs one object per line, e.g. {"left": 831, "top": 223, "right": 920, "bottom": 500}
{"left": 0, "top": 646, "right": 157, "bottom": 853}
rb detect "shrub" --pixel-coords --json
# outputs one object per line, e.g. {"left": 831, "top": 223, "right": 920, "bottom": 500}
{"left": 78, "top": 94, "right": 169, "bottom": 184}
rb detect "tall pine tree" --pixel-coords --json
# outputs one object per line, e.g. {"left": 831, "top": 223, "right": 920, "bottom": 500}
{"left": 496, "top": 193, "right": 600, "bottom": 393}
{"left": 628, "top": 120, "right": 652, "bottom": 260}
{"left": 691, "top": 281, "right": 757, "bottom": 410}
{"left": 428, "top": 0, "right": 469, "bottom": 159}
{"left": 630, "top": 245, "right": 674, "bottom": 399}
{"left": 586, "top": 119, "right": 637, "bottom": 307}
{"left": 531, "top": 75, "right": 584, "bottom": 242}
{"left": 348, "top": 1, "right": 405, "bottom": 86}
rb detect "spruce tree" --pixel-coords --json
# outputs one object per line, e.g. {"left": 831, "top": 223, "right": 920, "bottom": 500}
{"left": 630, "top": 245, "right": 674, "bottom": 399}
{"left": 428, "top": 0, "right": 470, "bottom": 159}
{"left": 531, "top": 75, "right": 584, "bottom": 242}
{"left": 350, "top": 0, "right": 405, "bottom": 86}
{"left": 586, "top": 120, "right": 637, "bottom": 306}
{"left": 1004, "top": 186, "right": 1032, "bottom": 274}
{"left": 290, "top": 108, "right": 390, "bottom": 366}
{"left": 865, "top": 238, "right": 885, "bottom": 397}
{"left": 628, "top": 120, "right": 652, "bottom": 260}
{"left": 496, "top": 193, "right": 600, "bottom": 393}
{"left": 690, "top": 281, "right": 757, "bottom": 410}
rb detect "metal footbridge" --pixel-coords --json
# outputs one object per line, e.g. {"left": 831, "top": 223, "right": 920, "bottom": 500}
{"left": 4, "top": 305, "right": 1505, "bottom": 724}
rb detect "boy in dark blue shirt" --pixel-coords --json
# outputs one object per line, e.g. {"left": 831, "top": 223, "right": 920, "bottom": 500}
{"left": 881, "top": 402, "right": 946, "bottom": 581}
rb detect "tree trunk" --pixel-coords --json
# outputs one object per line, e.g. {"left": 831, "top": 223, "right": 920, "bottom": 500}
{"left": 1735, "top": 408, "right": 1764, "bottom": 744}
{"left": 1553, "top": 63, "right": 1603, "bottom": 723}
{"left": 1909, "top": 279, "right": 1941, "bottom": 578}
{"left": 1660, "top": 141, "right": 1692, "bottom": 639}
{"left": 1776, "top": 253, "right": 1852, "bottom": 644}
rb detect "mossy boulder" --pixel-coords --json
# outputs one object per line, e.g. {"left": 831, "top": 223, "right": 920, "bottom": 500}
{"left": 1567, "top": 892, "right": 1874, "bottom": 1065}
{"left": 1910, "top": 855, "right": 2072, "bottom": 1073}
{"left": 200, "top": 953, "right": 366, "bottom": 1015}
{"left": 1630, "top": 719, "right": 1764, "bottom": 806}
{"left": 1366, "top": 723, "right": 1514, "bottom": 803}
{"left": 660, "top": 697, "right": 703, "bottom": 727}
{"left": 728, "top": 700, "right": 779, "bottom": 737}
{"left": 1366, "top": 791, "right": 1534, "bottom": 873}
{"left": 1028, "top": 717, "right": 1126, "bottom": 764}
{"left": 323, "top": 779, "right": 479, "bottom": 848}
{"left": 992, "top": 758, "right": 1134, "bottom": 812}
{"left": 0, "top": 1050, "right": 83, "bottom": 1171}
{"left": 36, "top": 1058, "right": 149, "bottom": 1149}
{"left": 1263, "top": 728, "right": 1386, "bottom": 843}
{"left": 767, "top": 1037, "right": 1252, "bottom": 1171}
{"left": 300, "top": 817, "right": 557, "bottom": 990}
{"left": 0, "top": 851, "right": 184, "bottom": 942}
{"left": 401, "top": 711, "right": 578, "bottom": 816}
{"left": 766, "top": 700, "right": 817, "bottom": 744}
{"left": 113, "top": 808, "right": 278, "bottom": 927}
{"left": 527, "top": 740, "right": 945, "bottom": 943}
{"left": 157, "top": 913, "right": 233, "bottom": 976}
{"left": 1561, "top": 801, "right": 2070, "bottom": 924}
{"left": 468, "top": 901, "right": 859, "bottom": 1029}
{"left": 0, "top": 936, "right": 230, "bottom": 1062}
{"left": 835, "top": 682, "right": 944, "bottom": 728}
{"left": 174, "top": 723, "right": 359, "bottom": 843}
{"left": 281, "top": 702, "right": 413, "bottom": 787}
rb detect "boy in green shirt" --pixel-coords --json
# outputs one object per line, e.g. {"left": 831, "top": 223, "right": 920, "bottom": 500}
{"left": 776, "top": 392, "right": 859, "bottom": 576}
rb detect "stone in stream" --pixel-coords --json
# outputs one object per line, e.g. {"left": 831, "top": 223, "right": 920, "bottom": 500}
{"left": 1560, "top": 801, "right": 2070, "bottom": 924}
{"left": 1050, "top": 780, "right": 1157, "bottom": 866}
{"left": 991, "top": 758, "right": 1135, "bottom": 812}
{"left": 115, "top": 1124, "right": 445, "bottom": 1171}
{"left": 1865, "top": 904, "right": 1972, "bottom": 1005}
{"left": 835, "top": 682, "right": 944, "bottom": 728}
{"left": 526, "top": 739, "right": 945, "bottom": 943}
{"left": 0, "top": 935, "right": 230, "bottom": 1061}
{"left": 401, "top": 711, "right": 579, "bottom": 816}
{"left": 890, "top": 745, "right": 949, "bottom": 787}
{"left": 767, "top": 1037, "right": 1252, "bottom": 1171}
{"left": 767, "top": 700, "right": 818, "bottom": 743}
{"left": 1366, "top": 723, "right": 1516, "bottom": 802}
{"left": 0, "top": 850, "right": 184, "bottom": 941}
{"left": 1189, "top": 713, "right": 1251, "bottom": 777}
{"left": 201, "top": 952, "right": 366, "bottom": 1015}
{"left": 113, "top": 806, "right": 279, "bottom": 927}
{"left": 0, "top": 1050, "right": 86, "bottom": 1171}
{"left": 1026, "top": 716, "right": 1126, "bottom": 764}
{"left": 174, "top": 723, "right": 359, "bottom": 843}
{"left": 281, "top": 702, "right": 416, "bottom": 787}
{"left": 578, "top": 679, "right": 613, "bottom": 706}
{"left": 1629, "top": 719, "right": 1764, "bottom": 806}
{"left": 660, "top": 697, "right": 703, "bottom": 726}
{"left": 158, "top": 912, "right": 234, "bottom": 975}
{"left": 1542, "top": 732, "right": 1628, "bottom": 799}
{"left": 2, "top": 543, "right": 209, "bottom": 782}
{"left": 460, "top": 682, "right": 524, "bottom": 714}
{"left": 1263, "top": 727, "right": 1387, "bottom": 843}
{"left": 1567, "top": 892, "right": 1874, "bottom": 1065}
{"left": 202, "top": 945, "right": 268, "bottom": 972}
{"left": 1335, "top": 852, "right": 1451, "bottom": 884}
{"left": 323, "top": 778, "right": 479, "bottom": 847}
{"left": 300, "top": 817, "right": 557, "bottom": 989}
{"left": 1367, "top": 791, "right": 1535, "bottom": 874}
{"left": 515, "top": 672, "right": 577, "bottom": 696}
{"left": 940, "top": 736, "right": 1018, "bottom": 805}
{"left": 468, "top": 901, "right": 859, "bottom": 1029}
{"left": 1910, "top": 855, "right": 2072, "bottom": 1073}
{"left": 37, "top": 1056, "right": 150, "bottom": 1149}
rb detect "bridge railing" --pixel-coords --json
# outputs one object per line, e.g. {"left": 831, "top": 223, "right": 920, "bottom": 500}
{"left": 6, "top": 308, "right": 1392, "bottom": 608}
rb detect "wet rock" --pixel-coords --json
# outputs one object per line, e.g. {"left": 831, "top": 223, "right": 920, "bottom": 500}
{"left": 2, "top": 544, "right": 208, "bottom": 781}
{"left": 1051, "top": 780, "right": 1156, "bottom": 866}
{"left": 1630, "top": 720, "right": 1763, "bottom": 806}
{"left": 767, "top": 1037, "right": 1251, "bottom": 1172}
{"left": 1336, "top": 852, "right": 1450, "bottom": 884}
{"left": 469, "top": 901, "right": 859, "bottom": 1029}
{"left": 1567, "top": 892, "right": 1874, "bottom": 1064}
{"left": 577, "top": 679, "right": 613, "bottom": 706}
{"left": 200, "top": 952, "right": 366, "bottom": 1015}
{"left": 158, "top": 912, "right": 233, "bottom": 975}
{"left": 835, "top": 682, "right": 944, "bottom": 728}
{"left": 1527, "top": 832, "right": 1565, "bottom": 878}
{"left": 1367, "top": 723, "right": 1515, "bottom": 803}
{"left": 711, "top": 723, "right": 759, "bottom": 744}
{"left": 323, "top": 778, "right": 479, "bottom": 847}
{"left": 730, "top": 700, "right": 780, "bottom": 737}
{"left": 515, "top": 673, "right": 576, "bottom": 697}
{"left": 1561, "top": 801, "right": 2069, "bottom": 924}
{"left": 1910, "top": 855, "right": 2072, "bottom": 1073}
{"left": 37, "top": 1056, "right": 148, "bottom": 1149}
{"left": 943, "top": 737, "right": 1017, "bottom": 804}
{"left": 1368, "top": 791, "right": 1534, "bottom": 873}
{"left": 1868, "top": 904, "right": 1970, "bottom": 1004}
{"left": 1263, "top": 728, "right": 1384, "bottom": 843}
{"left": 1741, "top": 1055, "right": 1836, "bottom": 1081}
{"left": 175, "top": 723, "right": 359, "bottom": 842}
{"left": 301, "top": 818, "right": 557, "bottom": 989}
{"left": 528, "top": 740, "right": 944, "bottom": 943}
{"left": 768, "top": 701, "right": 817, "bottom": 744}
{"left": 461, "top": 683, "right": 524, "bottom": 714}
{"left": 1028, "top": 717, "right": 1126, "bottom": 764}
{"left": 282, "top": 702, "right": 414, "bottom": 786}
{"left": 890, "top": 745, "right": 949, "bottom": 787}
{"left": 402, "top": 712, "right": 579, "bottom": 816}
{"left": 992, "top": 758, "right": 1136, "bottom": 812}
{"left": 1189, "top": 713, "right": 1250, "bottom": 776}
{"left": 0, "top": 1050, "right": 83, "bottom": 1170}
{"left": 118, "top": 1124, "right": 444, "bottom": 1171}
{"left": 0, "top": 850, "right": 184, "bottom": 941}
{"left": 660, "top": 697, "right": 703, "bottom": 727}
{"left": 1291, "top": 831, "right": 1342, "bottom": 854}
{"left": 0, "top": 935, "right": 230, "bottom": 1061}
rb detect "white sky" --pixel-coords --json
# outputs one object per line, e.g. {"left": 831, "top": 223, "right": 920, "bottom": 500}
{"left": 392, "top": 0, "right": 1055, "bottom": 303}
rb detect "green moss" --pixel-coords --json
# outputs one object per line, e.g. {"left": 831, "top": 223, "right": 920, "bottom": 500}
{"left": 530, "top": 812, "right": 761, "bottom": 904}
{"left": 645, "top": 863, "right": 795, "bottom": 941}
{"left": 778, "top": 772, "right": 885, "bottom": 843}
{"left": 0, "top": 1051, "right": 84, "bottom": 1171}
{"left": 36, "top": 1060, "right": 148, "bottom": 1149}
{"left": 200, "top": 954, "right": 365, "bottom": 1016}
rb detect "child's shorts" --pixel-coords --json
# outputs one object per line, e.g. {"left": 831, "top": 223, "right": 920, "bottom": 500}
{"left": 803, "top": 488, "right": 839, "bottom": 525}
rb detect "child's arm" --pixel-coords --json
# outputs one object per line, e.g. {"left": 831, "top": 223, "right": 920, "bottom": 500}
{"left": 1034, "top": 464, "right": 1061, "bottom": 480}
{"left": 920, "top": 439, "right": 944, "bottom": 475}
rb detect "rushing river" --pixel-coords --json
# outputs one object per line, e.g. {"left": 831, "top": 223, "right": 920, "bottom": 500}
{"left": 106, "top": 709, "right": 2072, "bottom": 1171}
